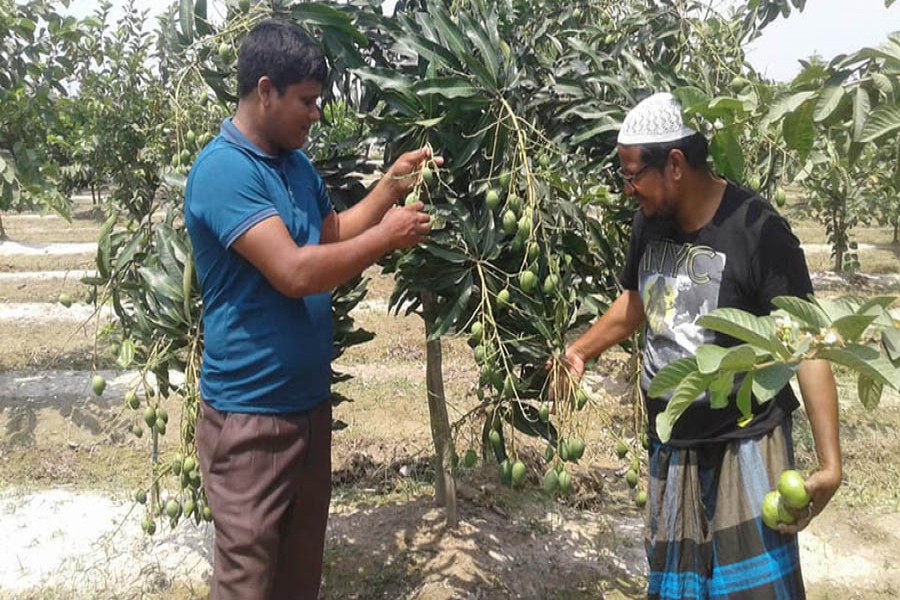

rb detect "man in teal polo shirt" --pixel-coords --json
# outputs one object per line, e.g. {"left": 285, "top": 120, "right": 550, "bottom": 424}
{"left": 185, "top": 20, "right": 436, "bottom": 599}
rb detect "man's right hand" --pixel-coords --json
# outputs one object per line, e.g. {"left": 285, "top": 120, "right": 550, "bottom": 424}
{"left": 379, "top": 202, "right": 431, "bottom": 251}
{"left": 548, "top": 347, "right": 587, "bottom": 403}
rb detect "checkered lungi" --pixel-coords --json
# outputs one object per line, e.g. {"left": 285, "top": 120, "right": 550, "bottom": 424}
{"left": 644, "top": 418, "right": 805, "bottom": 599}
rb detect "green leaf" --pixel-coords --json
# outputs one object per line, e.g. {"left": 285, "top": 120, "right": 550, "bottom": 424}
{"left": 696, "top": 345, "right": 729, "bottom": 374}
{"left": 421, "top": 242, "right": 469, "bottom": 264}
{"left": 857, "top": 374, "right": 883, "bottom": 410}
{"left": 179, "top": 0, "right": 194, "bottom": 40}
{"left": 831, "top": 314, "right": 877, "bottom": 342}
{"left": 413, "top": 77, "right": 478, "bottom": 99}
{"left": 737, "top": 372, "right": 754, "bottom": 423}
{"left": 751, "top": 363, "right": 796, "bottom": 403}
{"left": 814, "top": 85, "right": 845, "bottom": 122}
{"left": 648, "top": 356, "right": 699, "bottom": 397}
{"left": 710, "top": 126, "right": 744, "bottom": 182}
{"left": 762, "top": 91, "right": 815, "bottom": 128}
{"left": 852, "top": 86, "right": 871, "bottom": 140}
{"left": 194, "top": 0, "right": 210, "bottom": 37}
{"left": 697, "top": 309, "right": 782, "bottom": 356}
{"left": 656, "top": 371, "right": 711, "bottom": 443}
{"left": 772, "top": 296, "right": 831, "bottom": 330}
{"left": 818, "top": 345, "right": 900, "bottom": 389}
{"left": 709, "top": 371, "right": 735, "bottom": 409}
{"left": 720, "top": 345, "right": 759, "bottom": 371}
{"left": 782, "top": 100, "right": 815, "bottom": 160}
{"left": 882, "top": 328, "right": 900, "bottom": 364}
{"left": 860, "top": 103, "right": 900, "bottom": 143}
{"left": 815, "top": 297, "right": 855, "bottom": 321}
{"left": 427, "top": 274, "right": 473, "bottom": 341}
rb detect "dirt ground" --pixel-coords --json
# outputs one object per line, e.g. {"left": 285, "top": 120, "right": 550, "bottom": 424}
{"left": 1, "top": 206, "right": 900, "bottom": 599}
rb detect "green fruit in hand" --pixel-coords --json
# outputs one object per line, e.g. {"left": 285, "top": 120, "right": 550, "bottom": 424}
{"left": 489, "top": 429, "right": 502, "bottom": 448}
{"left": 543, "top": 468, "right": 559, "bottom": 493}
{"left": 543, "top": 274, "right": 559, "bottom": 294}
{"left": 761, "top": 490, "right": 782, "bottom": 530}
{"left": 58, "top": 293, "right": 72, "bottom": 308}
{"left": 134, "top": 489, "right": 147, "bottom": 504}
{"left": 502, "top": 210, "right": 517, "bottom": 233}
{"left": 538, "top": 402, "right": 550, "bottom": 423}
{"left": 616, "top": 440, "right": 628, "bottom": 459}
{"left": 777, "top": 470, "right": 810, "bottom": 510}
{"left": 405, "top": 191, "right": 418, "bottom": 206}
{"left": 464, "top": 449, "right": 477, "bottom": 468}
{"left": 519, "top": 270, "right": 537, "bottom": 294}
{"left": 496, "top": 288, "right": 511, "bottom": 309}
{"left": 511, "top": 461, "right": 527, "bottom": 487}
{"left": 777, "top": 496, "right": 796, "bottom": 525}
{"left": 558, "top": 469, "right": 571, "bottom": 495}
{"left": 626, "top": 469, "right": 639, "bottom": 488}
{"left": 498, "top": 171, "right": 511, "bottom": 189}
{"left": 469, "top": 321, "right": 484, "bottom": 344}
{"left": 635, "top": 490, "right": 648, "bottom": 508}
{"left": 125, "top": 391, "right": 139, "bottom": 410}
{"left": 143, "top": 406, "right": 156, "bottom": 427}
{"left": 165, "top": 499, "right": 181, "bottom": 519}
{"left": 575, "top": 389, "right": 588, "bottom": 410}
{"left": 569, "top": 437, "right": 585, "bottom": 461}
{"left": 421, "top": 166, "right": 434, "bottom": 186}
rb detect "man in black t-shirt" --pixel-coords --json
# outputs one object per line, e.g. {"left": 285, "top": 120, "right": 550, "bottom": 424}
{"left": 561, "top": 93, "right": 842, "bottom": 599}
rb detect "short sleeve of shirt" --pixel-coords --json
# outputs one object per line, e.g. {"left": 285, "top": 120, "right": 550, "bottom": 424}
{"left": 620, "top": 213, "right": 645, "bottom": 291}
{"left": 313, "top": 165, "right": 334, "bottom": 219}
{"left": 752, "top": 212, "right": 814, "bottom": 310}
{"left": 186, "top": 148, "right": 279, "bottom": 249}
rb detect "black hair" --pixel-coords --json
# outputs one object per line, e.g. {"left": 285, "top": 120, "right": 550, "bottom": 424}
{"left": 634, "top": 132, "right": 710, "bottom": 171}
{"left": 236, "top": 20, "right": 328, "bottom": 99}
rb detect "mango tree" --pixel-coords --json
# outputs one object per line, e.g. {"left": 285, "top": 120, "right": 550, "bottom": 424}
{"left": 0, "top": 0, "right": 83, "bottom": 237}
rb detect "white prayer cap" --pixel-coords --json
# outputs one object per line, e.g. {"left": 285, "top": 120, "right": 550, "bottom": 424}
{"left": 617, "top": 92, "right": 697, "bottom": 145}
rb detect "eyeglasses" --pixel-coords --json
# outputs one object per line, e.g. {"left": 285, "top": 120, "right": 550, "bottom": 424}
{"left": 616, "top": 163, "right": 655, "bottom": 188}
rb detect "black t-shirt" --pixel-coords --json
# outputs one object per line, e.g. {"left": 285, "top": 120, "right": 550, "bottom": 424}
{"left": 621, "top": 182, "right": 813, "bottom": 447}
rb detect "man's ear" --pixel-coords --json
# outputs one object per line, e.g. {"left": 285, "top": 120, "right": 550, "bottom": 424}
{"left": 669, "top": 149, "right": 687, "bottom": 181}
{"left": 257, "top": 76, "right": 274, "bottom": 108}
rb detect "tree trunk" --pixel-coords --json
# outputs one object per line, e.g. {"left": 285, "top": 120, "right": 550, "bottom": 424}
{"left": 0, "top": 213, "right": 6, "bottom": 241}
{"left": 421, "top": 292, "right": 458, "bottom": 528}
{"left": 893, "top": 220, "right": 898, "bottom": 245}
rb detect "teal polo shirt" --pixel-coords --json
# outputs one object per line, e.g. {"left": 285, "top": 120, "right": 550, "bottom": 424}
{"left": 184, "top": 118, "right": 334, "bottom": 414}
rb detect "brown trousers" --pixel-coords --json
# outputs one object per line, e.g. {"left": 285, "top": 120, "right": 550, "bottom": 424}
{"left": 197, "top": 398, "right": 332, "bottom": 600}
